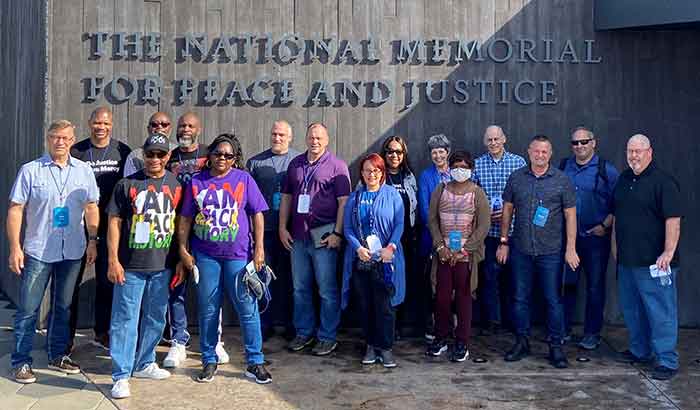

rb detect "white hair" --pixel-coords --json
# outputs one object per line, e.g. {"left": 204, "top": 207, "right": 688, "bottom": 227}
{"left": 628, "top": 134, "right": 651, "bottom": 148}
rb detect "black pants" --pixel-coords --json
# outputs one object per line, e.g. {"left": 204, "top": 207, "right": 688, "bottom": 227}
{"left": 353, "top": 263, "right": 395, "bottom": 350}
{"left": 260, "top": 233, "right": 294, "bottom": 331}
{"left": 69, "top": 238, "right": 112, "bottom": 342}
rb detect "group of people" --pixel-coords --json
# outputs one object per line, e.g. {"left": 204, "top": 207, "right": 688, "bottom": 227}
{"left": 6, "top": 106, "right": 684, "bottom": 400}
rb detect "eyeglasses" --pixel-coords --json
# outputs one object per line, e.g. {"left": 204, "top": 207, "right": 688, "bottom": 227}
{"left": 362, "top": 169, "right": 382, "bottom": 176}
{"left": 627, "top": 148, "right": 649, "bottom": 156}
{"left": 212, "top": 151, "right": 236, "bottom": 160}
{"left": 571, "top": 139, "right": 593, "bottom": 146}
{"left": 149, "top": 121, "right": 171, "bottom": 128}
{"left": 385, "top": 149, "right": 404, "bottom": 156}
{"left": 144, "top": 151, "right": 168, "bottom": 159}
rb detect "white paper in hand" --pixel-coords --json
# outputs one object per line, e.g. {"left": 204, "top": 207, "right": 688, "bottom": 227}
{"left": 366, "top": 234, "right": 382, "bottom": 254}
{"left": 649, "top": 264, "right": 671, "bottom": 278}
{"left": 192, "top": 265, "right": 200, "bottom": 285}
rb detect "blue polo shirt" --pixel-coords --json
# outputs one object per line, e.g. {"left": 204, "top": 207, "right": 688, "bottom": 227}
{"left": 561, "top": 155, "right": 619, "bottom": 236}
{"left": 9, "top": 154, "right": 99, "bottom": 263}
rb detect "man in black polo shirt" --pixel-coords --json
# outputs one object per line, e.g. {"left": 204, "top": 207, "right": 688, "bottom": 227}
{"left": 497, "top": 135, "right": 579, "bottom": 369}
{"left": 613, "top": 134, "right": 682, "bottom": 381}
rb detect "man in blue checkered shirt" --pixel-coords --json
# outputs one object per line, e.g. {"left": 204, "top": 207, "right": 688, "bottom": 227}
{"left": 472, "top": 125, "right": 526, "bottom": 334}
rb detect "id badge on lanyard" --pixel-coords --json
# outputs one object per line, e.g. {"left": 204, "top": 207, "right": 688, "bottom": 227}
{"left": 297, "top": 194, "right": 311, "bottom": 213}
{"left": 53, "top": 207, "right": 70, "bottom": 228}
{"left": 134, "top": 220, "right": 151, "bottom": 244}
{"left": 448, "top": 231, "right": 462, "bottom": 251}
{"left": 533, "top": 204, "right": 549, "bottom": 227}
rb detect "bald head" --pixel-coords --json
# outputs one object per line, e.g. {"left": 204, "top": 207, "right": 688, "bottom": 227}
{"left": 626, "top": 134, "right": 653, "bottom": 175}
{"left": 483, "top": 125, "right": 507, "bottom": 158}
{"left": 176, "top": 112, "right": 202, "bottom": 150}
{"left": 89, "top": 106, "right": 113, "bottom": 146}
{"left": 148, "top": 111, "right": 173, "bottom": 137}
{"left": 270, "top": 120, "right": 293, "bottom": 154}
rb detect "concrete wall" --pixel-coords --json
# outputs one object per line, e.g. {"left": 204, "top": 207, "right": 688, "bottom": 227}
{"left": 2, "top": 0, "right": 699, "bottom": 327}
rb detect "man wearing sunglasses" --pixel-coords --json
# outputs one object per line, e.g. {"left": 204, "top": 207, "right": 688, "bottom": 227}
{"left": 559, "top": 127, "right": 619, "bottom": 351}
{"left": 68, "top": 107, "right": 132, "bottom": 352}
{"left": 123, "top": 111, "right": 178, "bottom": 177}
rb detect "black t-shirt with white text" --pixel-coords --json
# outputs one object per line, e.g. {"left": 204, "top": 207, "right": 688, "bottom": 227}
{"left": 107, "top": 170, "right": 183, "bottom": 272}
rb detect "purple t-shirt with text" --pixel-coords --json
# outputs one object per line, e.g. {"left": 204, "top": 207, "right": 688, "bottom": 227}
{"left": 181, "top": 169, "right": 268, "bottom": 260}
{"left": 281, "top": 151, "right": 351, "bottom": 240}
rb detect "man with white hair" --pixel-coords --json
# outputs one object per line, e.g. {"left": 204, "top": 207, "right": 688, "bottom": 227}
{"left": 613, "top": 134, "right": 682, "bottom": 381}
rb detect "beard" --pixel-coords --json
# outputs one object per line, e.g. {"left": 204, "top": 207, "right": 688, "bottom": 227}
{"left": 177, "top": 134, "right": 196, "bottom": 148}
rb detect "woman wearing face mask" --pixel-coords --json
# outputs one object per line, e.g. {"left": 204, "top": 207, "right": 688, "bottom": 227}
{"left": 425, "top": 150, "right": 490, "bottom": 362}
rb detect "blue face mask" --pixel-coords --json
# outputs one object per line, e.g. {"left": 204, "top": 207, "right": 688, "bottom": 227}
{"left": 450, "top": 168, "right": 472, "bottom": 182}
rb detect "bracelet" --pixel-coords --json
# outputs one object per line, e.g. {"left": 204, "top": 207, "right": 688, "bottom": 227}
{"left": 88, "top": 235, "right": 99, "bottom": 242}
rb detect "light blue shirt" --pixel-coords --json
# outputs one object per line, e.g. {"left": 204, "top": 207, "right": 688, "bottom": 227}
{"left": 9, "top": 154, "right": 99, "bottom": 263}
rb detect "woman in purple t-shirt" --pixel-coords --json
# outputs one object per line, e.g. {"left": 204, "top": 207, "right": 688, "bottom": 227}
{"left": 177, "top": 134, "right": 272, "bottom": 384}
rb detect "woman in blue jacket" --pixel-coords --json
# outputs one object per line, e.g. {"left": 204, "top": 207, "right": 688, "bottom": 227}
{"left": 341, "top": 153, "right": 405, "bottom": 368}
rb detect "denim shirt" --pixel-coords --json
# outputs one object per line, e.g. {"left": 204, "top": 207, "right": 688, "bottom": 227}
{"left": 9, "top": 155, "right": 99, "bottom": 263}
{"left": 561, "top": 155, "right": 619, "bottom": 235}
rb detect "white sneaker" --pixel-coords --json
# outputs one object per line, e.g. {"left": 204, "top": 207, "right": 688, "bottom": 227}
{"left": 216, "top": 342, "right": 230, "bottom": 364}
{"left": 162, "top": 342, "right": 187, "bottom": 368}
{"left": 111, "top": 379, "right": 131, "bottom": 399}
{"left": 132, "top": 362, "right": 171, "bottom": 380}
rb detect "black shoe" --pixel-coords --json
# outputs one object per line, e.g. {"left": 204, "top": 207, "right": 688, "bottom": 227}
{"left": 287, "top": 335, "right": 315, "bottom": 352}
{"left": 48, "top": 355, "right": 81, "bottom": 374}
{"left": 245, "top": 364, "right": 272, "bottom": 384}
{"left": 196, "top": 363, "right": 217, "bottom": 383}
{"left": 426, "top": 339, "right": 448, "bottom": 356}
{"left": 311, "top": 340, "right": 338, "bottom": 356}
{"left": 615, "top": 350, "right": 653, "bottom": 365}
{"left": 548, "top": 345, "right": 569, "bottom": 369}
{"left": 504, "top": 336, "right": 530, "bottom": 362}
{"left": 362, "top": 345, "right": 378, "bottom": 365}
{"left": 378, "top": 349, "right": 397, "bottom": 368}
{"left": 451, "top": 343, "right": 470, "bottom": 363}
{"left": 651, "top": 365, "right": 677, "bottom": 381}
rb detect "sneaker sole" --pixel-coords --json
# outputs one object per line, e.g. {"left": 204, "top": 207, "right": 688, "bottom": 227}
{"left": 132, "top": 371, "right": 170, "bottom": 380}
{"left": 312, "top": 343, "right": 338, "bottom": 356}
{"left": 428, "top": 345, "right": 448, "bottom": 357}
{"left": 244, "top": 371, "right": 272, "bottom": 384}
{"left": 47, "top": 365, "right": 81, "bottom": 375}
{"left": 361, "top": 359, "right": 378, "bottom": 365}
{"left": 452, "top": 351, "right": 470, "bottom": 362}
{"left": 162, "top": 360, "right": 180, "bottom": 368}
{"left": 112, "top": 392, "right": 131, "bottom": 399}
{"left": 90, "top": 340, "right": 109, "bottom": 351}
{"left": 288, "top": 339, "right": 315, "bottom": 352}
{"left": 196, "top": 375, "right": 215, "bottom": 383}
{"left": 15, "top": 377, "right": 36, "bottom": 384}
{"left": 381, "top": 361, "right": 397, "bottom": 368}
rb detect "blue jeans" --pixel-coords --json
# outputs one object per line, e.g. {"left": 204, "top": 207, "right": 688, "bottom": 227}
{"left": 11, "top": 256, "right": 82, "bottom": 368}
{"left": 617, "top": 265, "right": 679, "bottom": 369}
{"left": 194, "top": 251, "right": 264, "bottom": 366}
{"left": 563, "top": 235, "right": 610, "bottom": 336}
{"left": 291, "top": 239, "right": 340, "bottom": 342}
{"left": 260, "top": 234, "right": 294, "bottom": 331}
{"left": 510, "top": 246, "right": 565, "bottom": 343}
{"left": 478, "top": 237, "right": 511, "bottom": 325}
{"left": 110, "top": 269, "right": 170, "bottom": 381}
{"left": 167, "top": 280, "right": 190, "bottom": 345}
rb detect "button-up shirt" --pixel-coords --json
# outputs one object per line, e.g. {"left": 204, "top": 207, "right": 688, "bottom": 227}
{"left": 9, "top": 154, "right": 99, "bottom": 263}
{"left": 561, "top": 155, "right": 619, "bottom": 236}
{"left": 473, "top": 151, "right": 526, "bottom": 237}
{"left": 502, "top": 165, "right": 576, "bottom": 256}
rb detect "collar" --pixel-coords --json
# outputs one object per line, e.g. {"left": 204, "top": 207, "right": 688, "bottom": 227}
{"left": 629, "top": 160, "right": 656, "bottom": 179}
{"left": 40, "top": 154, "right": 75, "bottom": 167}
{"left": 304, "top": 149, "right": 329, "bottom": 165}
{"left": 526, "top": 163, "right": 555, "bottom": 178}
{"left": 573, "top": 154, "right": 599, "bottom": 169}
{"left": 487, "top": 150, "right": 509, "bottom": 163}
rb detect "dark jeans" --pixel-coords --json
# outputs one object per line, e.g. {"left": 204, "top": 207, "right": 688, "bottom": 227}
{"left": 563, "top": 235, "right": 610, "bottom": 336}
{"left": 477, "top": 236, "right": 512, "bottom": 327}
{"left": 510, "top": 246, "right": 565, "bottom": 344}
{"left": 166, "top": 279, "right": 190, "bottom": 345}
{"left": 435, "top": 261, "right": 472, "bottom": 345}
{"left": 260, "top": 233, "right": 294, "bottom": 332}
{"left": 352, "top": 262, "right": 395, "bottom": 350}
{"left": 69, "top": 239, "right": 111, "bottom": 341}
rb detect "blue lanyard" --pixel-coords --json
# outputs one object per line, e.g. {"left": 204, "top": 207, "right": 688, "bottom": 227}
{"left": 88, "top": 140, "right": 112, "bottom": 163}
{"left": 301, "top": 152, "right": 325, "bottom": 193}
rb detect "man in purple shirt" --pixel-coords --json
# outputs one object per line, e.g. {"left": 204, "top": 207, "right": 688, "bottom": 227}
{"left": 279, "top": 123, "right": 351, "bottom": 356}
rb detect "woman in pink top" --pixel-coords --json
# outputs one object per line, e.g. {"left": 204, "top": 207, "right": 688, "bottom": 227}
{"left": 426, "top": 150, "right": 490, "bottom": 362}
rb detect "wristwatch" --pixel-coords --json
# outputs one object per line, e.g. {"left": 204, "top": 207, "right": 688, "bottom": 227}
{"left": 499, "top": 236, "right": 509, "bottom": 246}
{"left": 88, "top": 235, "right": 100, "bottom": 242}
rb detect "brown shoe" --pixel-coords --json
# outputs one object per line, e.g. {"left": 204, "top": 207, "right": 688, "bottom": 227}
{"left": 14, "top": 364, "right": 37, "bottom": 384}
{"left": 48, "top": 355, "right": 81, "bottom": 374}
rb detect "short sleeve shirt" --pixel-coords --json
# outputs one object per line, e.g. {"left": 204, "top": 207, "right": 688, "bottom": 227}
{"left": 9, "top": 155, "right": 100, "bottom": 263}
{"left": 613, "top": 162, "right": 683, "bottom": 267}
{"left": 246, "top": 148, "right": 301, "bottom": 232}
{"left": 166, "top": 146, "right": 208, "bottom": 185}
{"left": 181, "top": 169, "right": 268, "bottom": 260}
{"left": 502, "top": 165, "right": 576, "bottom": 255}
{"left": 281, "top": 151, "right": 351, "bottom": 240}
{"left": 107, "top": 170, "right": 183, "bottom": 272}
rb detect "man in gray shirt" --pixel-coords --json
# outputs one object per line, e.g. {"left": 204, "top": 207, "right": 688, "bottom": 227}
{"left": 246, "top": 120, "right": 301, "bottom": 340}
{"left": 497, "top": 135, "right": 579, "bottom": 369}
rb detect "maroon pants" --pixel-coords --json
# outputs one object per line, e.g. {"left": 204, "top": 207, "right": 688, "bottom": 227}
{"left": 435, "top": 261, "right": 472, "bottom": 345}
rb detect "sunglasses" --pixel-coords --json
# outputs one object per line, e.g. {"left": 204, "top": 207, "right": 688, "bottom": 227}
{"left": 212, "top": 151, "right": 236, "bottom": 160}
{"left": 144, "top": 151, "right": 168, "bottom": 159}
{"left": 385, "top": 149, "right": 404, "bottom": 156}
{"left": 149, "top": 121, "right": 171, "bottom": 128}
{"left": 571, "top": 139, "right": 593, "bottom": 146}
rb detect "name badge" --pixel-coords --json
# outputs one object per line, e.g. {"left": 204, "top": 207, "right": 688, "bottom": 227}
{"left": 53, "top": 207, "right": 69, "bottom": 228}
{"left": 297, "top": 194, "right": 311, "bottom": 214}
{"left": 366, "top": 234, "right": 382, "bottom": 254}
{"left": 272, "top": 191, "right": 281, "bottom": 211}
{"left": 533, "top": 206, "right": 549, "bottom": 227}
{"left": 491, "top": 195, "right": 503, "bottom": 211}
{"left": 448, "top": 231, "right": 462, "bottom": 251}
{"left": 134, "top": 221, "right": 151, "bottom": 244}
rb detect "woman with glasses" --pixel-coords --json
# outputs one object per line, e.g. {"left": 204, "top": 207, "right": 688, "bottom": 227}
{"left": 426, "top": 150, "right": 490, "bottom": 362}
{"left": 380, "top": 136, "right": 418, "bottom": 338}
{"left": 341, "top": 153, "right": 405, "bottom": 368}
{"left": 177, "top": 134, "right": 272, "bottom": 384}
